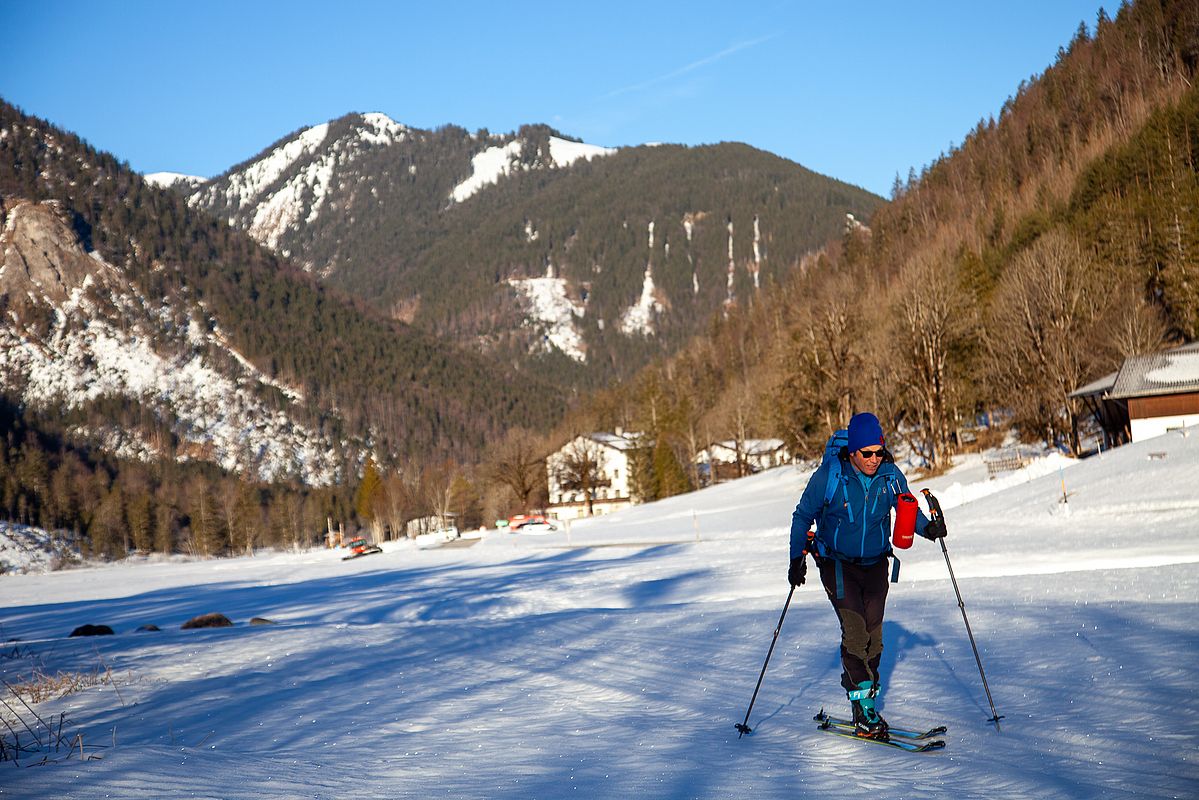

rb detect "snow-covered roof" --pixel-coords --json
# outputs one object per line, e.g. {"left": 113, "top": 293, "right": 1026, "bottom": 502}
{"left": 1069, "top": 370, "right": 1118, "bottom": 400}
{"left": 587, "top": 431, "right": 644, "bottom": 451}
{"left": 708, "top": 439, "right": 786, "bottom": 455}
{"left": 1109, "top": 346, "right": 1199, "bottom": 399}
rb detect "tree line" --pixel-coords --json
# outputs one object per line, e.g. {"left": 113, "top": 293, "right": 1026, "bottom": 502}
{"left": 537, "top": 0, "right": 1197, "bottom": 494}
{"left": 0, "top": 397, "right": 351, "bottom": 566}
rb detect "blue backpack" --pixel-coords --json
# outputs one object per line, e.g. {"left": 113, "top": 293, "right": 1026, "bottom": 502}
{"left": 818, "top": 429, "right": 850, "bottom": 531}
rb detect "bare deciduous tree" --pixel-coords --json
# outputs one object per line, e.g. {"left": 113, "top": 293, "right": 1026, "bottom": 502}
{"left": 551, "top": 436, "right": 608, "bottom": 516}
{"left": 772, "top": 271, "right": 868, "bottom": 455}
{"left": 986, "top": 230, "right": 1110, "bottom": 453}
{"left": 485, "top": 428, "right": 547, "bottom": 514}
{"left": 887, "top": 252, "right": 978, "bottom": 471}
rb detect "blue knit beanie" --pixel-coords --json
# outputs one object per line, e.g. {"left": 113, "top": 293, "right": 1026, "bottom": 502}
{"left": 847, "top": 412, "right": 885, "bottom": 453}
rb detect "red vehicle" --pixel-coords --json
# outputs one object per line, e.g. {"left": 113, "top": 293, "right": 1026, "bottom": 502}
{"left": 341, "top": 536, "right": 383, "bottom": 560}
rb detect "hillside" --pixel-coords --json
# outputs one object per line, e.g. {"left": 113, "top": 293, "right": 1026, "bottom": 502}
{"left": 568, "top": 0, "right": 1199, "bottom": 486}
{"left": 185, "top": 116, "right": 882, "bottom": 387}
{"left": 0, "top": 100, "right": 564, "bottom": 473}
{"left": 3, "top": 425, "right": 1196, "bottom": 797}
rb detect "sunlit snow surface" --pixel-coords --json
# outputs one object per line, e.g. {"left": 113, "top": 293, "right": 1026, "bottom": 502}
{"left": 450, "top": 135, "right": 614, "bottom": 203}
{"left": 3, "top": 432, "right": 1198, "bottom": 797}
{"left": 619, "top": 265, "right": 663, "bottom": 336}
{"left": 143, "top": 172, "right": 206, "bottom": 189}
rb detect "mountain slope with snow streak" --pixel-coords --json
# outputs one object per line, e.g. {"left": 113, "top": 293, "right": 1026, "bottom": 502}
{"left": 183, "top": 116, "right": 879, "bottom": 385}
{"left": 450, "top": 135, "right": 615, "bottom": 204}
{"left": 3, "top": 428, "right": 1197, "bottom": 797}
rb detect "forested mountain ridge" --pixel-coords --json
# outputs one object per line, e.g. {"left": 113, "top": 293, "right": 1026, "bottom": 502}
{"left": 562, "top": 0, "right": 1199, "bottom": 498}
{"left": 184, "top": 115, "right": 882, "bottom": 387}
{"left": 0, "top": 99, "right": 564, "bottom": 477}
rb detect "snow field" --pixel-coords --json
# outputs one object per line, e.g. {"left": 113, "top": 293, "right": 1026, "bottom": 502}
{"left": 2, "top": 430, "right": 1197, "bottom": 797}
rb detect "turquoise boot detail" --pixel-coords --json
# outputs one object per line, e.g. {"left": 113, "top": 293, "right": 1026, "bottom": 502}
{"left": 848, "top": 680, "right": 889, "bottom": 738}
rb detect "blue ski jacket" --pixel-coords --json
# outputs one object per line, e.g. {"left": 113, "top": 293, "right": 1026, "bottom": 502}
{"left": 789, "top": 453, "right": 932, "bottom": 562}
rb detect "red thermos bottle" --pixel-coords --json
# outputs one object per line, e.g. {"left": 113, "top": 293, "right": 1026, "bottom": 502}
{"left": 893, "top": 492, "right": 918, "bottom": 549}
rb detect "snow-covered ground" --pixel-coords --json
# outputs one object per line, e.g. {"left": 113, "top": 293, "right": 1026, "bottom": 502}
{"left": 2, "top": 431, "right": 1197, "bottom": 798}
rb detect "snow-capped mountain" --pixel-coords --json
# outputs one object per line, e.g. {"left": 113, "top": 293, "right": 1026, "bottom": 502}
{"left": 182, "top": 113, "right": 881, "bottom": 382}
{"left": 0, "top": 200, "right": 343, "bottom": 484}
{"left": 190, "top": 113, "right": 408, "bottom": 260}
{"left": 1, "top": 99, "right": 562, "bottom": 483}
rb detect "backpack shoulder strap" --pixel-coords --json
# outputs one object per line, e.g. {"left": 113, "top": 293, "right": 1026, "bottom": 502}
{"left": 822, "top": 457, "right": 842, "bottom": 507}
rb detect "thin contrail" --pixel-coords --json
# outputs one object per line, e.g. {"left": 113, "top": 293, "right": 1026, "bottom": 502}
{"left": 603, "top": 33, "right": 782, "bottom": 99}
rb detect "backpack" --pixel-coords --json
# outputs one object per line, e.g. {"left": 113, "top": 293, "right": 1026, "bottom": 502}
{"left": 818, "top": 429, "right": 850, "bottom": 532}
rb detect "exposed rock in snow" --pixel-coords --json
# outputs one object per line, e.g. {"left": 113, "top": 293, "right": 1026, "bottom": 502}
{"left": 508, "top": 266, "right": 586, "bottom": 361}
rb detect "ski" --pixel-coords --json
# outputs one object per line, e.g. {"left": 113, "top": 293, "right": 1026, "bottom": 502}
{"left": 814, "top": 710, "right": 947, "bottom": 741}
{"left": 817, "top": 724, "right": 946, "bottom": 752}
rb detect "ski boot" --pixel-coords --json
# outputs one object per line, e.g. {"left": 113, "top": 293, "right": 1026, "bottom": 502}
{"left": 848, "top": 680, "right": 889, "bottom": 739}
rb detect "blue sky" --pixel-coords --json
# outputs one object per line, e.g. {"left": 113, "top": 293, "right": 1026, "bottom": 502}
{"left": 2, "top": 0, "right": 1106, "bottom": 197}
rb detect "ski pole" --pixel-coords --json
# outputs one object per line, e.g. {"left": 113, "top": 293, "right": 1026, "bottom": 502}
{"left": 921, "top": 488, "right": 1004, "bottom": 729}
{"left": 735, "top": 584, "right": 795, "bottom": 738}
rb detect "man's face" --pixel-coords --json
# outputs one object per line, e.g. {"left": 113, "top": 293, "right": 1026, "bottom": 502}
{"left": 849, "top": 446, "right": 885, "bottom": 476}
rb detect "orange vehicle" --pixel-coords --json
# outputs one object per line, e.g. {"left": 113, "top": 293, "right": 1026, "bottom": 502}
{"left": 341, "top": 536, "right": 383, "bottom": 560}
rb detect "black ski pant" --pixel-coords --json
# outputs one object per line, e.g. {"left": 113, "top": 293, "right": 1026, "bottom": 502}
{"left": 817, "top": 556, "right": 889, "bottom": 691}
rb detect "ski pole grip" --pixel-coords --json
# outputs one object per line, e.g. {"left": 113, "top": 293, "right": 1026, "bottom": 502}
{"left": 920, "top": 488, "right": 944, "bottom": 521}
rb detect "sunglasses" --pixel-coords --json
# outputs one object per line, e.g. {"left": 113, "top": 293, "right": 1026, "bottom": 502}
{"left": 858, "top": 448, "right": 885, "bottom": 459}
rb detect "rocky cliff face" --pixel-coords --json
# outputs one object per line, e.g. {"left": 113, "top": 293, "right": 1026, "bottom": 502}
{"left": 2, "top": 200, "right": 102, "bottom": 308}
{"left": 0, "top": 199, "right": 345, "bottom": 484}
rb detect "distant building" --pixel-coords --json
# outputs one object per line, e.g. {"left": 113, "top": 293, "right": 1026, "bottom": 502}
{"left": 546, "top": 430, "right": 643, "bottom": 520}
{"left": 1072, "top": 342, "right": 1199, "bottom": 445}
{"left": 695, "top": 439, "right": 792, "bottom": 484}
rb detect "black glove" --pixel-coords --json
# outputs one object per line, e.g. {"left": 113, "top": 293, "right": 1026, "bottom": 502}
{"left": 925, "top": 516, "right": 947, "bottom": 540}
{"left": 788, "top": 555, "right": 807, "bottom": 586}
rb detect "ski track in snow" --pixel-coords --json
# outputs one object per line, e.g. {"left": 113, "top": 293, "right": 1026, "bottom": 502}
{"left": 2, "top": 432, "right": 1198, "bottom": 797}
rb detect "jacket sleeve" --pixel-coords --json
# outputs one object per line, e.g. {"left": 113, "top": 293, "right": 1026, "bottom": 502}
{"left": 790, "top": 462, "right": 830, "bottom": 559}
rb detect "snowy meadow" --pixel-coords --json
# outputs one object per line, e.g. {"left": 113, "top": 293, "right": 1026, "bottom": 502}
{"left": 2, "top": 431, "right": 1198, "bottom": 798}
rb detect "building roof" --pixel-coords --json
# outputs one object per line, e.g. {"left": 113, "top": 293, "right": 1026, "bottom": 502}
{"left": 586, "top": 431, "right": 644, "bottom": 451}
{"left": 1069, "top": 370, "right": 1118, "bottom": 400}
{"left": 1108, "top": 347, "right": 1199, "bottom": 400}
{"left": 709, "top": 439, "right": 786, "bottom": 455}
